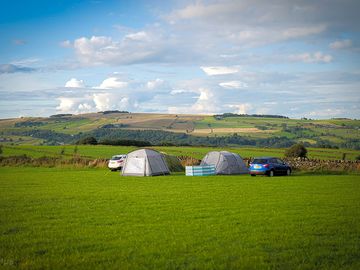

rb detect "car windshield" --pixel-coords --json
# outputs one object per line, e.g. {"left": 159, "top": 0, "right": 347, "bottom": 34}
{"left": 252, "top": 159, "right": 268, "bottom": 164}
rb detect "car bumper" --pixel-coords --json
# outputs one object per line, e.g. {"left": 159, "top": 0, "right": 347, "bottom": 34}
{"left": 108, "top": 164, "right": 122, "bottom": 169}
{"left": 249, "top": 170, "right": 268, "bottom": 175}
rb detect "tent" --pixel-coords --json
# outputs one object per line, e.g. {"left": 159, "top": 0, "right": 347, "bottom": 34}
{"left": 163, "top": 153, "right": 184, "bottom": 172}
{"left": 121, "top": 149, "right": 170, "bottom": 176}
{"left": 200, "top": 151, "right": 248, "bottom": 175}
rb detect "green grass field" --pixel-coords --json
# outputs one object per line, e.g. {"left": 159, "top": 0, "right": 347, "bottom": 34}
{"left": 2, "top": 144, "right": 360, "bottom": 161}
{"left": 0, "top": 168, "right": 359, "bottom": 269}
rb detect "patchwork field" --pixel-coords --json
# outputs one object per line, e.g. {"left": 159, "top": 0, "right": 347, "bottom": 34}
{"left": 0, "top": 168, "right": 359, "bottom": 269}
{"left": 0, "top": 113, "right": 359, "bottom": 147}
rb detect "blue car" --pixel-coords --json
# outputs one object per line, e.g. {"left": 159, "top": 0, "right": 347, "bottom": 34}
{"left": 249, "top": 157, "right": 291, "bottom": 177}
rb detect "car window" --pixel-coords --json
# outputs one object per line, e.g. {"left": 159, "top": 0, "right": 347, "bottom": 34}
{"left": 276, "top": 159, "right": 284, "bottom": 164}
{"left": 252, "top": 159, "right": 268, "bottom": 164}
{"left": 269, "top": 158, "right": 277, "bottom": 163}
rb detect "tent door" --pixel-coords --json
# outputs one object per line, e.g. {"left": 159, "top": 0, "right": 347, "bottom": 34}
{"left": 125, "top": 157, "right": 146, "bottom": 176}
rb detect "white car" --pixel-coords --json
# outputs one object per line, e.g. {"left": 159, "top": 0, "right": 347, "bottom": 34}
{"left": 108, "top": 155, "right": 127, "bottom": 171}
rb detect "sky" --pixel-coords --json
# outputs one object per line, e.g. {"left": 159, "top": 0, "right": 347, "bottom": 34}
{"left": 0, "top": 0, "right": 359, "bottom": 119}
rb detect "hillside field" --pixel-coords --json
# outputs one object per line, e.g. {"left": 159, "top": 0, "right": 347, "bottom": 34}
{"left": 0, "top": 167, "right": 359, "bottom": 269}
{"left": 0, "top": 113, "right": 359, "bottom": 148}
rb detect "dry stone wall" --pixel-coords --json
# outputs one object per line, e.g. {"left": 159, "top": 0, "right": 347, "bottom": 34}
{"left": 244, "top": 157, "right": 360, "bottom": 173}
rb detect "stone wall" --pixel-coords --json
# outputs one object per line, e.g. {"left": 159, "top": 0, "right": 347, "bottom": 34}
{"left": 244, "top": 157, "right": 360, "bottom": 173}
{"left": 284, "top": 157, "right": 360, "bottom": 172}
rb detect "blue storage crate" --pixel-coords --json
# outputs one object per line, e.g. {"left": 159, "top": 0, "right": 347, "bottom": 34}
{"left": 185, "top": 165, "right": 216, "bottom": 176}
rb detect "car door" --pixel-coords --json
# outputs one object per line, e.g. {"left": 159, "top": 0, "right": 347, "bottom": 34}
{"left": 269, "top": 158, "right": 280, "bottom": 175}
{"left": 276, "top": 158, "right": 287, "bottom": 175}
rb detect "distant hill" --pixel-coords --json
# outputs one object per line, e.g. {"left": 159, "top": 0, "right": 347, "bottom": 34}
{"left": 0, "top": 112, "right": 359, "bottom": 150}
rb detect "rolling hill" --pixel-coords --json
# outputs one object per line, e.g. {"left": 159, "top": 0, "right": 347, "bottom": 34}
{"left": 0, "top": 112, "right": 359, "bottom": 150}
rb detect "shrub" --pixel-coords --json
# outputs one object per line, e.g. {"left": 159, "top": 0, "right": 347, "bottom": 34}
{"left": 163, "top": 154, "right": 184, "bottom": 172}
{"left": 285, "top": 143, "right": 307, "bottom": 158}
{"left": 356, "top": 155, "right": 360, "bottom": 161}
{"left": 77, "top": 136, "right": 98, "bottom": 145}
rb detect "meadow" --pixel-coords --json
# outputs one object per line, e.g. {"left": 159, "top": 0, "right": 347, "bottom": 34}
{"left": 0, "top": 167, "right": 359, "bottom": 269}
{"left": 2, "top": 144, "right": 360, "bottom": 161}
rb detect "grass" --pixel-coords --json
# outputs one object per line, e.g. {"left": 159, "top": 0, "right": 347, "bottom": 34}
{"left": 193, "top": 116, "right": 360, "bottom": 142}
{"left": 2, "top": 144, "right": 360, "bottom": 161}
{"left": 0, "top": 167, "right": 359, "bottom": 269}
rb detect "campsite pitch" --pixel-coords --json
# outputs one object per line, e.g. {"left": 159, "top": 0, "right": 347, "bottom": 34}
{"left": 0, "top": 168, "right": 359, "bottom": 269}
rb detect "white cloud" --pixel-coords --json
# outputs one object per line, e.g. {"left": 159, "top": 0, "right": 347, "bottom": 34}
{"left": 96, "top": 77, "right": 128, "bottom": 89}
{"left": 93, "top": 93, "right": 111, "bottom": 111}
{"left": 125, "top": 31, "right": 150, "bottom": 42}
{"left": 329, "top": 39, "right": 352, "bottom": 50}
{"left": 73, "top": 36, "right": 113, "bottom": 65}
{"left": 78, "top": 103, "right": 93, "bottom": 112}
{"left": 64, "top": 1, "right": 358, "bottom": 68}
{"left": 228, "top": 104, "right": 252, "bottom": 114}
{"left": 201, "top": 66, "right": 239, "bottom": 76}
{"left": 57, "top": 93, "right": 132, "bottom": 113}
{"left": 147, "top": 78, "right": 164, "bottom": 90}
{"left": 118, "top": 97, "right": 131, "bottom": 110}
{"left": 168, "top": 2, "right": 231, "bottom": 20}
{"left": 71, "top": 33, "right": 164, "bottom": 66}
{"left": 227, "top": 25, "right": 327, "bottom": 48}
{"left": 10, "top": 58, "right": 41, "bottom": 67}
{"left": 282, "top": 25, "right": 326, "bottom": 39}
{"left": 56, "top": 97, "right": 96, "bottom": 114}
{"left": 167, "top": 1, "right": 329, "bottom": 48}
{"left": 65, "top": 78, "right": 85, "bottom": 88}
{"left": 169, "top": 88, "right": 220, "bottom": 114}
{"left": 264, "top": 102, "right": 278, "bottom": 105}
{"left": 56, "top": 97, "right": 76, "bottom": 112}
{"left": 170, "top": 89, "right": 190, "bottom": 95}
{"left": 93, "top": 93, "right": 131, "bottom": 111}
{"left": 219, "top": 81, "right": 248, "bottom": 89}
{"left": 289, "top": 51, "right": 333, "bottom": 63}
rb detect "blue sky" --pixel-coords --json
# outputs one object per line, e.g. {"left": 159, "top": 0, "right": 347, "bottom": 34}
{"left": 1, "top": 0, "right": 359, "bottom": 119}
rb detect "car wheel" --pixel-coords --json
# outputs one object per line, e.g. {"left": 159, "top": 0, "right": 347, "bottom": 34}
{"left": 250, "top": 174, "right": 256, "bottom": 177}
{"left": 268, "top": 170, "right": 274, "bottom": 177}
{"left": 286, "top": 169, "right": 291, "bottom": 176}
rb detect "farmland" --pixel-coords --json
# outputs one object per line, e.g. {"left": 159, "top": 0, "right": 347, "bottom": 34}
{"left": 0, "top": 167, "right": 359, "bottom": 269}
{"left": 0, "top": 112, "right": 359, "bottom": 149}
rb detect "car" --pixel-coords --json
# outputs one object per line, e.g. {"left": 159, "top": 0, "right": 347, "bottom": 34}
{"left": 108, "top": 155, "right": 127, "bottom": 171}
{"left": 249, "top": 157, "right": 291, "bottom": 177}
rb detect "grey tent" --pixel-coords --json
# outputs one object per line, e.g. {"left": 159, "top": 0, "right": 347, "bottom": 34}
{"left": 200, "top": 151, "right": 248, "bottom": 175}
{"left": 121, "top": 149, "right": 170, "bottom": 176}
{"left": 162, "top": 153, "right": 184, "bottom": 172}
